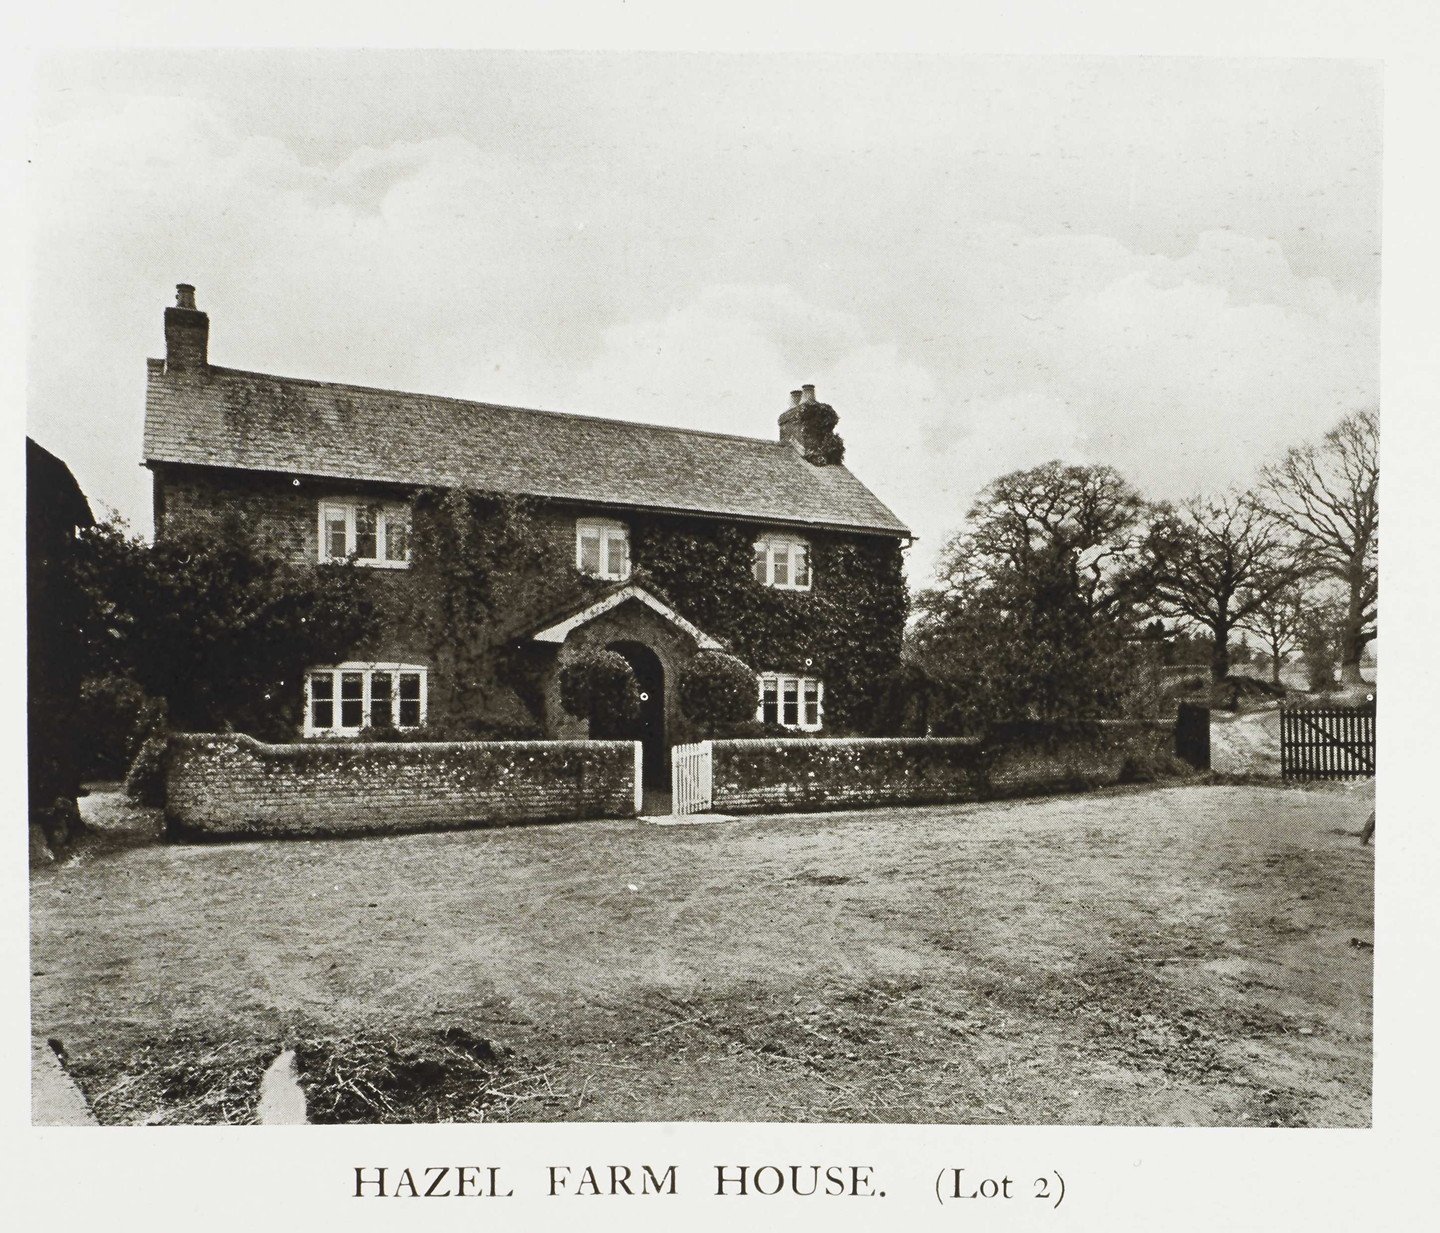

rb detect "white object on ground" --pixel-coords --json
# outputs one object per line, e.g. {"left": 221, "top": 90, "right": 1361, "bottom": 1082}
{"left": 640, "top": 813, "right": 740, "bottom": 826}
{"left": 31, "top": 1039, "right": 97, "bottom": 1126}
{"left": 256, "top": 1048, "right": 308, "bottom": 1125}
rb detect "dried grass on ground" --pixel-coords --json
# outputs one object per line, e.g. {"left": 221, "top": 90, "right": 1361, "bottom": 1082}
{"left": 33, "top": 782, "right": 1373, "bottom": 1126}
{"left": 65, "top": 1031, "right": 273, "bottom": 1126}
{"left": 296, "top": 1027, "right": 558, "bottom": 1123}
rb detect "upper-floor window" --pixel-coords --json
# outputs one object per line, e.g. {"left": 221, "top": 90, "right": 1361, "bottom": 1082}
{"left": 754, "top": 533, "right": 811, "bottom": 590}
{"left": 757, "top": 672, "right": 824, "bottom": 731}
{"left": 319, "top": 499, "right": 410, "bottom": 568}
{"left": 576, "top": 517, "right": 630, "bottom": 580}
{"left": 304, "top": 663, "right": 426, "bottom": 737}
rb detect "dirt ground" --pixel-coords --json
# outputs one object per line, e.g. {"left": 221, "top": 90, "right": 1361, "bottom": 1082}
{"left": 31, "top": 781, "right": 1373, "bottom": 1126}
{"left": 1211, "top": 707, "right": 1285, "bottom": 776}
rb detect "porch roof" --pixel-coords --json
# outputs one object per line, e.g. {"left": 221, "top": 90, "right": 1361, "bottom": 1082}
{"left": 525, "top": 583, "right": 725, "bottom": 651}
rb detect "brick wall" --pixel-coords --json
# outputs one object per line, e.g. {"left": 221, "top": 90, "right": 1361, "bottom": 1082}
{"left": 158, "top": 465, "right": 323, "bottom": 560}
{"left": 711, "top": 737, "right": 986, "bottom": 813}
{"left": 709, "top": 721, "right": 1176, "bottom": 813}
{"left": 982, "top": 720, "right": 1175, "bottom": 797}
{"left": 166, "top": 733, "right": 641, "bottom": 839}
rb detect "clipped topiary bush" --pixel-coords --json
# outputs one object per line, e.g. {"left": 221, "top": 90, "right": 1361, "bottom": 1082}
{"left": 558, "top": 648, "right": 640, "bottom": 732}
{"left": 677, "top": 650, "right": 758, "bottom": 736}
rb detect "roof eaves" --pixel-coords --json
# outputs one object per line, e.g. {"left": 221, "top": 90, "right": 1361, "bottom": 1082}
{"left": 142, "top": 456, "right": 912, "bottom": 538}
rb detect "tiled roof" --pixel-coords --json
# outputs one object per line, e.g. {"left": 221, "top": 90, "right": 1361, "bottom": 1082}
{"left": 143, "top": 362, "right": 910, "bottom": 537}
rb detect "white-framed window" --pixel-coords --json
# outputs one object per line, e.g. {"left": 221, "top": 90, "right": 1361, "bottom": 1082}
{"left": 576, "top": 517, "right": 630, "bottom": 580}
{"left": 757, "top": 672, "right": 824, "bottom": 731}
{"left": 304, "top": 663, "right": 427, "bottom": 736}
{"left": 318, "top": 499, "right": 411, "bottom": 568}
{"left": 753, "top": 533, "right": 812, "bottom": 590}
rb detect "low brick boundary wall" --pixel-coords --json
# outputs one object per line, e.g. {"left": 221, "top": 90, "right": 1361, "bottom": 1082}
{"left": 711, "top": 737, "right": 985, "bottom": 814}
{"left": 166, "top": 733, "right": 642, "bottom": 839}
{"left": 709, "top": 721, "right": 1176, "bottom": 814}
{"left": 983, "top": 720, "right": 1174, "bottom": 798}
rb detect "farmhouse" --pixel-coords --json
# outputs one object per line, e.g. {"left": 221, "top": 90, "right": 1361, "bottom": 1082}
{"left": 142, "top": 285, "right": 911, "bottom": 786}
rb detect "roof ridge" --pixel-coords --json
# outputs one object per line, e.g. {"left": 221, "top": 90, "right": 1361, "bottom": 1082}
{"left": 193, "top": 362, "right": 801, "bottom": 452}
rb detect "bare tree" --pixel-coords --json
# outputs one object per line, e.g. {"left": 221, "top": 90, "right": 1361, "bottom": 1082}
{"left": 1261, "top": 409, "right": 1378, "bottom": 685}
{"left": 1240, "top": 582, "right": 1307, "bottom": 686}
{"left": 1141, "top": 491, "right": 1311, "bottom": 681}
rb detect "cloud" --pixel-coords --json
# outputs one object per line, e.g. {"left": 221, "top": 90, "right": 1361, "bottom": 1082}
{"left": 546, "top": 284, "right": 866, "bottom": 423}
{"left": 891, "top": 226, "right": 1377, "bottom": 578}
{"left": 28, "top": 60, "right": 1378, "bottom": 596}
{"left": 522, "top": 226, "right": 1375, "bottom": 586}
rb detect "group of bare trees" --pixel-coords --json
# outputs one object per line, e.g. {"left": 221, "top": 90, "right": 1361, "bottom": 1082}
{"left": 1141, "top": 408, "right": 1377, "bottom": 686}
{"left": 1141, "top": 492, "right": 1310, "bottom": 682}
{"left": 913, "top": 408, "right": 1377, "bottom": 723}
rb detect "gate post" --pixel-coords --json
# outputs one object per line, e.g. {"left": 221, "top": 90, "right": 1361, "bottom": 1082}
{"left": 1176, "top": 703, "right": 1210, "bottom": 770}
{"left": 633, "top": 740, "right": 644, "bottom": 815}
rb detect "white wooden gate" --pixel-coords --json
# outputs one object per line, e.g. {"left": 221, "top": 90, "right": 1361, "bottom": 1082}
{"left": 671, "top": 740, "right": 713, "bottom": 815}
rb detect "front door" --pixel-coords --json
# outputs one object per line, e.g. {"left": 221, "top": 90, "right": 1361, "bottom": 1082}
{"left": 606, "top": 640, "right": 667, "bottom": 788}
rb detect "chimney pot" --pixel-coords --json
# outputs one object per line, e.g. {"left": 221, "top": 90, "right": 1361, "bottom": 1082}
{"left": 164, "top": 283, "right": 209, "bottom": 373}
{"left": 777, "top": 383, "right": 844, "bottom": 465}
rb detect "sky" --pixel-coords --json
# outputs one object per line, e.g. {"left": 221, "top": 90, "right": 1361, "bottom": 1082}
{"left": 26, "top": 51, "right": 1380, "bottom": 587}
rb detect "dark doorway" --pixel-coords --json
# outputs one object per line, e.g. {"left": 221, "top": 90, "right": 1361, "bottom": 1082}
{"left": 604, "top": 640, "right": 668, "bottom": 789}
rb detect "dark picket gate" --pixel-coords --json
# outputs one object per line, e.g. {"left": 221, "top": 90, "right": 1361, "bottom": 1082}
{"left": 1280, "top": 705, "right": 1375, "bottom": 781}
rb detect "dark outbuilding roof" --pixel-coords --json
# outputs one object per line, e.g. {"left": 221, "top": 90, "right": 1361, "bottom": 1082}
{"left": 143, "top": 361, "right": 910, "bottom": 537}
{"left": 27, "top": 437, "right": 94, "bottom": 535}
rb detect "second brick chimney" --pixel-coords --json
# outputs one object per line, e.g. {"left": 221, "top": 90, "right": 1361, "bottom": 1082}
{"left": 778, "top": 383, "right": 845, "bottom": 466}
{"left": 164, "top": 283, "right": 209, "bottom": 374}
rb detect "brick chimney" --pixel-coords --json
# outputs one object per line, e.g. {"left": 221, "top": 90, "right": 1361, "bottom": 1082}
{"left": 778, "top": 382, "right": 845, "bottom": 466}
{"left": 164, "top": 283, "right": 209, "bottom": 374}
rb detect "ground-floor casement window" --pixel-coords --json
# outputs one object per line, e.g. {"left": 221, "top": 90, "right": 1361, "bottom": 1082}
{"left": 304, "top": 663, "right": 427, "bottom": 736}
{"left": 757, "top": 672, "right": 824, "bottom": 731}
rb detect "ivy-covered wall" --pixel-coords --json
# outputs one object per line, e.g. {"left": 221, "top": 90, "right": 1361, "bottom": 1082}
{"left": 626, "top": 513, "right": 908, "bottom": 734}
{"left": 156, "top": 465, "right": 910, "bottom": 738}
